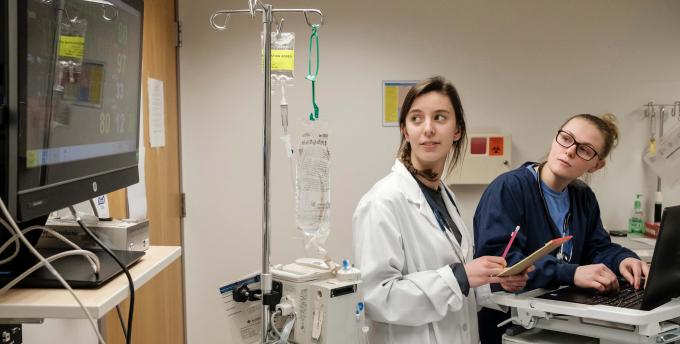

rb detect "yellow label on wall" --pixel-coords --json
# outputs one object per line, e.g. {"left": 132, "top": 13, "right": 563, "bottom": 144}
{"left": 382, "top": 81, "right": 416, "bottom": 126}
{"left": 58, "top": 36, "right": 85, "bottom": 58}
{"left": 383, "top": 86, "right": 399, "bottom": 124}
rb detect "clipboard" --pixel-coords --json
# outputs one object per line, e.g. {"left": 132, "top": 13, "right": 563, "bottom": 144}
{"left": 497, "top": 235, "right": 573, "bottom": 277}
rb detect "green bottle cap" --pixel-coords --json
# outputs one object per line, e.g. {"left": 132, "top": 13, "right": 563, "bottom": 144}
{"left": 634, "top": 194, "right": 642, "bottom": 210}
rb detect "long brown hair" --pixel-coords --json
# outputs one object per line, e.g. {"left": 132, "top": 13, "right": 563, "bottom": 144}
{"left": 397, "top": 76, "right": 467, "bottom": 181}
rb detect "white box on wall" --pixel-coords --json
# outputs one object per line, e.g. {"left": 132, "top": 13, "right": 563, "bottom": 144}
{"left": 446, "top": 134, "right": 512, "bottom": 185}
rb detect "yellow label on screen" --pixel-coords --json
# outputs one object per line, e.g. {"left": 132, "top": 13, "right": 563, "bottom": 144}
{"left": 59, "top": 36, "right": 85, "bottom": 58}
{"left": 26, "top": 150, "right": 38, "bottom": 168}
{"left": 88, "top": 64, "right": 103, "bottom": 104}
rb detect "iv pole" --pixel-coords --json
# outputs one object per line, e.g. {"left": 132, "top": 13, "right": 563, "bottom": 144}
{"left": 210, "top": 3, "right": 323, "bottom": 342}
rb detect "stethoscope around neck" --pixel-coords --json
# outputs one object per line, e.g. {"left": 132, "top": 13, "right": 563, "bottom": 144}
{"left": 535, "top": 163, "right": 573, "bottom": 263}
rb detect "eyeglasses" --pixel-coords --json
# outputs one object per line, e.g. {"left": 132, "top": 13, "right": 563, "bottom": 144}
{"left": 555, "top": 130, "right": 600, "bottom": 161}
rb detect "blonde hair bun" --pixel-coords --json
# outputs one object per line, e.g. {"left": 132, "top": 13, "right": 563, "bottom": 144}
{"left": 599, "top": 112, "right": 619, "bottom": 148}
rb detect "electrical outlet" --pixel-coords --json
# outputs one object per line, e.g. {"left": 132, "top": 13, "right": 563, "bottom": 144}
{"left": 0, "top": 324, "right": 22, "bottom": 344}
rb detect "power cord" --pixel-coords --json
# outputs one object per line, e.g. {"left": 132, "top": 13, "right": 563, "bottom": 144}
{"left": 0, "top": 249, "right": 98, "bottom": 293}
{"left": 0, "top": 225, "right": 100, "bottom": 272}
{"left": 87, "top": 200, "right": 132, "bottom": 341}
{"left": 88, "top": 198, "right": 130, "bottom": 341}
{"left": 0, "top": 198, "right": 107, "bottom": 343}
{"left": 0, "top": 216, "right": 20, "bottom": 264}
{"left": 116, "top": 305, "right": 128, "bottom": 338}
{"left": 70, "top": 206, "right": 135, "bottom": 344}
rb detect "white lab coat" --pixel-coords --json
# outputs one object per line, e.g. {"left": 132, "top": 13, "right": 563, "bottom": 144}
{"left": 353, "top": 160, "right": 497, "bottom": 344}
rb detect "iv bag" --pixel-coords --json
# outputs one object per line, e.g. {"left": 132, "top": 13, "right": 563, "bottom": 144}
{"left": 55, "top": 17, "right": 88, "bottom": 92}
{"left": 295, "top": 121, "right": 330, "bottom": 256}
{"left": 262, "top": 32, "right": 295, "bottom": 82}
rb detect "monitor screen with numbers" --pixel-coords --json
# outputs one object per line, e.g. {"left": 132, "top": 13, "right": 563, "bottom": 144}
{"left": 1, "top": 0, "right": 143, "bottom": 223}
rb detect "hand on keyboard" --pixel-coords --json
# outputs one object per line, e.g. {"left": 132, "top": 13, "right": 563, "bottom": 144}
{"left": 574, "top": 264, "right": 619, "bottom": 293}
{"left": 619, "top": 257, "right": 649, "bottom": 290}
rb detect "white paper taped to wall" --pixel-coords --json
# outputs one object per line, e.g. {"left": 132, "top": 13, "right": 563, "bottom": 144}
{"left": 218, "top": 273, "right": 262, "bottom": 344}
{"left": 147, "top": 77, "right": 166, "bottom": 148}
{"left": 643, "top": 123, "right": 680, "bottom": 185}
{"left": 127, "top": 89, "right": 148, "bottom": 220}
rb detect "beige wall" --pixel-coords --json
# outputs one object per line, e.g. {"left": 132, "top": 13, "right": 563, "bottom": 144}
{"left": 178, "top": 1, "right": 680, "bottom": 342}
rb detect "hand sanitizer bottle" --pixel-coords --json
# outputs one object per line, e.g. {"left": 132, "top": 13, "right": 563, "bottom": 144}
{"left": 628, "top": 194, "right": 644, "bottom": 234}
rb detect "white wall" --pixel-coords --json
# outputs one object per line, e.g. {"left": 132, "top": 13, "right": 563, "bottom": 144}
{"left": 178, "top": 1, "right": 680, "bottom": 342}
{"left": 23, "top": 320, "right": 96, "bottom": 344}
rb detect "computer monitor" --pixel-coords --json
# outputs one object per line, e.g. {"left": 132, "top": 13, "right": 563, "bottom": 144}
{"left": 640, "top": 205, "right": 680, "bottom": 310}
{"left": 1, "top": 0, "right": 143, "bottom": 267}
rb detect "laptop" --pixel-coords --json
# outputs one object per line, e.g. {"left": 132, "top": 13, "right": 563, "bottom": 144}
{"left": 0, "top": 247, "right": 145, "bottom": 288}
{"left": 537, "top": 205, "right": 680, "bottom": 311}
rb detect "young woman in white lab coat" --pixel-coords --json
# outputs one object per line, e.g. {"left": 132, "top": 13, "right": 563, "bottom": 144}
{"left": 353, "top": 76, "right": 531, "bottom": 344}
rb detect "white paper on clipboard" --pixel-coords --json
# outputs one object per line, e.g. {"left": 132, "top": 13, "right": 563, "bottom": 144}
{"left": 218, "top": 273, "right": 262, "bottom": 344}
{"left": 643, "top": 123, "right": 680, "bottom": 185}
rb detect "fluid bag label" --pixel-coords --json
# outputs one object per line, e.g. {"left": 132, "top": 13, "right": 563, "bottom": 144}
{"left": 296, "top": 126, "right": 330, "bottom": 236}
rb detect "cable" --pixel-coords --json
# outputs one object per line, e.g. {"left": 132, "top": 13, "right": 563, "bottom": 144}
{"left": 77, "top": 217, "right": 134, "bottom": 344}
{"left": 116, "top": 305, "right": 128, "bottom": 338}
{"left": 266, "top": 310, "right": 282, "bottom": 344}
{"left": 0, "top": 216, "right": 20, "bottom": 265}
{"left": 0, "top": 197, "right": 107, "bottom": 344}
{"left": 0, "top": 249, "right": 99, "bottom": 294}
{"left": 271, "top": 310, "right": 282, "bottom": 339}
{"left": 70, "top": 206, "right": 135, "bottom": 344}
{"left": 84, "top": 202, "right": 132, "bottom": 343}
{"left": 89, "top": 198, "right": 101, "bottom": 218}
{"left": 268, "top": 310, "right": 295, "bottom": 344}
{"left": 277, "top": 313, "right": 295, "bottom": 344}
{"left": 0, "top": 225, "right": 101, "bottom": 273}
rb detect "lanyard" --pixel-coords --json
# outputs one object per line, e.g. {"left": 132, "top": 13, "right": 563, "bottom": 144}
{"left": 536, "top": 163, "right": 573, "bottom": 263}
{"left": 418, "top": 180, "right": 466, "bottom": 263}
{"left": 420, "top": 182, "right": 461, "bottom": 234}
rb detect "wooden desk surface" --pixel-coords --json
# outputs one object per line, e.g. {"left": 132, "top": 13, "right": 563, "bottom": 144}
{"left": 0, "top": 246, "right": 181, "bottom": 319}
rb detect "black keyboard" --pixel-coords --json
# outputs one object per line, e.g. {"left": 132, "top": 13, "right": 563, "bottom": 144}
{"left": 588, "top": 282, "right": 644, "bottom": 309}
{"left": 538, "top": 279, "right": 646, "bottom": 309}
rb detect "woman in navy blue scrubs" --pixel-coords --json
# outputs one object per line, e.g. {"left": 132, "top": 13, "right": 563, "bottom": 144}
{"left": 473, "top": 114, "right": 649, "bottom": 344}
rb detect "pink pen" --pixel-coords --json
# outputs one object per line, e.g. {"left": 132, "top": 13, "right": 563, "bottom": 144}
{"left": 501, "top": 225, "right": 520, "bottom": 258}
